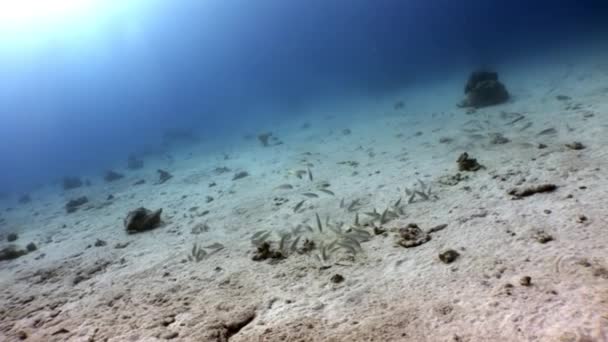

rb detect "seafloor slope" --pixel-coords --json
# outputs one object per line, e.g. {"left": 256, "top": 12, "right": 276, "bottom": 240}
{"left": 1, "top": 49, "right": 607, "bottom": 341}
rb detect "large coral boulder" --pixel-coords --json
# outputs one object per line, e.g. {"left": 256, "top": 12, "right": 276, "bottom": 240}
{"left": 459, "top": 70, "right": 509, "bottom": 108}
{"left": 124, "top": 207, "right": 162, "bottom": 234}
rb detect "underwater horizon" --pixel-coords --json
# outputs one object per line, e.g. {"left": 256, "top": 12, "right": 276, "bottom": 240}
{"left": 1, "top": 0, "right": 607, "bottom": 192}
{"left": 1, "top": 1, "right": 608, "bottom": 341}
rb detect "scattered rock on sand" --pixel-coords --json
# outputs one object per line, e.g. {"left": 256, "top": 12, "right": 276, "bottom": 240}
{"left": 459, "top": 70, "right": 510, "bottom": 108}
{"left": 124, "top": 207, "right": 163, "bottom": 234}
{"left": 94, "top": 239, "right": 107, "bottom": 247}
{"left": 65, "top": 196, "right": 89, "bottom": 213}
{"left": 258, "top": 132, "right": 273, "bottom": 147}
{"left": 565, "top": 142, "right": 585, "bottom": 150}
{"left": 7, "top": 232, "right": 18, "bottom": 242}
{"left": 26, "top": 242, "right": 37, "bottom": 252}
{"left": 257, "top": 132, "right": 283, "bottom": 147}
{"left": 232, "top": 171, "right": 249, "bottom": 181}
{"left": 62, "top": 176, "right": 83, "bottom": 190}
{"left": 104, "top": 170, "right": 124, "bottom": 182}
{"left": 438, "top": 249, "right": 460, "bottom": 264}
{"left": 330, "top": 274, "right": 345, "bottom": 284}
{"left": 251, "top": 242, "right": 284, "bottom": 262}
{"left": 457, "top": 152, "right": 484, "bottom": 172}
{"left": 508, "top": 184, "right": 557, "bottom": 199}
{"left": 397, "top": 223, "right": 431, "bottom": 248}
{"left": 157, "top": 169, "right": 173, "bottom": 184}
{"left": 520, "top": 276, "right": 532, "bottom": 286}
{"left": 532, "top": 230, "right": 553, "bottom": 244}
{"left": 0, "top": 245, "right": 28, "bottom": 261}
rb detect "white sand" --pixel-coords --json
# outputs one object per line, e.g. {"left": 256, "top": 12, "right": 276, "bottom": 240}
{"left": 1, "top": 45, "right": 608, "bottom": 341}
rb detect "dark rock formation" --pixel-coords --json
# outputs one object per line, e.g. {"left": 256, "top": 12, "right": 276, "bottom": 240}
{"left": 257, "top": 132, "right": 272, "bottom": 147}
{"left": 7, "top": 232, "right": 18, "bottom": 242}
{"left": 397, "top": 223, "right": 431, "bottom": 248}
{"left": 124, "top": 207, "right": 162, "bottom": 234}
{"left": 62, "top": 177, "right": 83, "bottom": 190}
{"left": 66, "top": 196, "right": 89, "bottom": 213}
{"left": 94, "top": 239, "right": 107, "bottom": 247}
{"left": 438, "top": 249, "right": 460, "bottom": 264}
{"left": 232, "top": 171, "right": 249, "bottom": 181}
{"left": 127, "top": 155, "right": 144, "bottom": 170}
{"left": 104, "top": 170, "right": 124, "bottom": 182}
{"left": 257, "top": 132, "right": 282, "bottom": 147}
{"left": 459, "top": 70, "right": 509, "bottom": 108}
{"left": 251, "top": 241, "right": 284, "bottom": 261}
{"left": 0, "top": 245, "right": 28, "bottom": 261}
{"left": 330, "top": 274, "right": 345, "bottom": 284}
{"left": 26, "top": 242, "right": 37, "bottom": 252}
{"left": 157, "top": 169, "right": 173, "bottom": 184}
{"left": 457, "top": 152, "right": 484, "bottom": 172}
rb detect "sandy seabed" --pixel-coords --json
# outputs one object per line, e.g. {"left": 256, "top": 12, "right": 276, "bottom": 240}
{"left": 1, "top": 47, "right": 608, "bottom": 342}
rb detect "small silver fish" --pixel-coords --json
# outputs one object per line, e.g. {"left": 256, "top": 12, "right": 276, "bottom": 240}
{"left": 204, "top": 242, "right": 225, "bottom": 250}
{"left": 302, "top": 192, "right": 319, "bottom": 198}
{"left": 318, "top": 188, "right": 335, "bottom": 196}
{"left": 293, "top": 200, "right": 306, "bottom": 213}
{"left": 275, "top": 184, "right": 293, "bottom": 190}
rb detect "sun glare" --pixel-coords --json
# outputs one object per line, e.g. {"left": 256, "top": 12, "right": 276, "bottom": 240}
{"left": 0, "top": 0, "right": 101, "bottom": 34}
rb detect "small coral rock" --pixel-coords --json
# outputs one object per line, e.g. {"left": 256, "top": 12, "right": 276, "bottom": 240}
{"left": 7, "top": 233, "right": 18, "bottom": 242}
{"left": 157, "top": 169, "right": 173, "bottom": 184}
{"left": 257, "top": 132, "right": 273, "bottom": 147}
{"left": 26, "top": 242, "right": 37, "bottom": 252}
{"left": 457, "top": 152, "right": 483, "bottom": 172}
{"left": 124, "top": 207, "right": 162, "bottom": 234}
{"left": 330, "top": 274, "right": 345, "bottom": 284}
{"left": 251, "top": 242, "right": 284, "bottom": 261}
{"left": 520, "top": 276, "right": 532, "bottom": 286}
{"left": 397, "top": 223, "right": 431, "bottom": 248}
{"left": 532, "top": 230, "right": 553, "bottom": 244}
{"left": 438, "top": 249, "right": 460, "bottom": 264}
{"left": 232, "top": 171, "right": 249, "bottom": 181}
{"left": 65, "top": 196, "right": 89, "bottom": 213}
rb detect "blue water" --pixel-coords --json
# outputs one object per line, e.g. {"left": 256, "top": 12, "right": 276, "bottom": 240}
{"left": 0, "top": 0, "right": 606, "bottom": 192}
